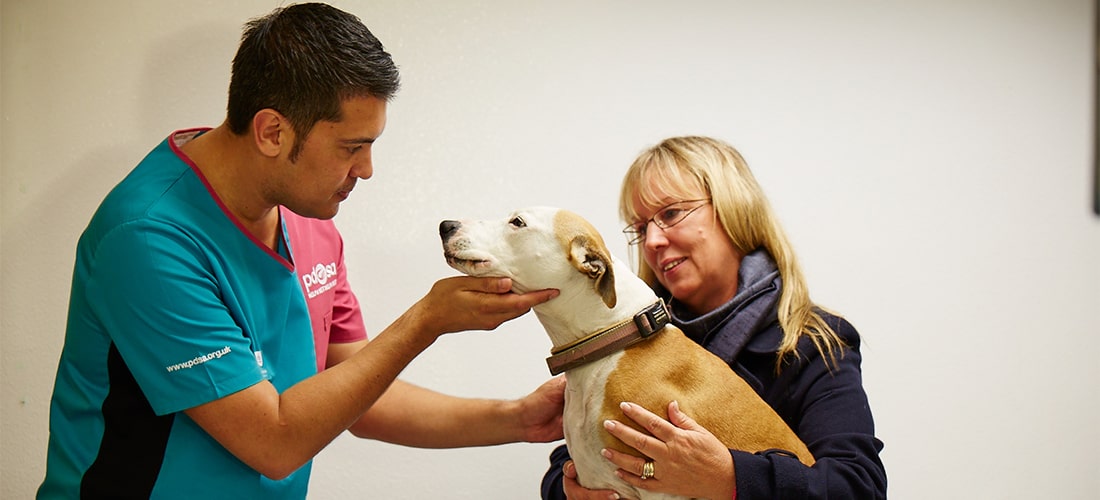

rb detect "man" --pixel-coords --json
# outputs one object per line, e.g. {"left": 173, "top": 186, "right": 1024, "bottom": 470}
{"left": 38, "top": 3, "right": 563, "bottom": 498}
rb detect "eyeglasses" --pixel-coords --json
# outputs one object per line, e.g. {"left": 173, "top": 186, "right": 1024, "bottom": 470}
{"left": 622, "top": 199, "right": 710, "bottom": 245}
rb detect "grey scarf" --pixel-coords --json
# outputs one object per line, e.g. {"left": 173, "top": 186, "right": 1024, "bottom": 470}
{"left": 668, "top": 249, "right": 782, "bottom": 363}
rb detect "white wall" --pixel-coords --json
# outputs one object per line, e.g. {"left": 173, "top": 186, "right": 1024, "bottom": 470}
{"left": 3, "top": 0, "right": 1098, "bottom": 498}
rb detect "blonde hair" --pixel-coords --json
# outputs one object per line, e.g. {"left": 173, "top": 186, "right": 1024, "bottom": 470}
{"left": 619, "top": 136, "right": 844, "bottom": 371}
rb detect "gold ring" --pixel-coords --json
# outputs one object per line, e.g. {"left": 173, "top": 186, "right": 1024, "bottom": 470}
{"left": 640, "top": 461, "right": 655, "bottom": 480}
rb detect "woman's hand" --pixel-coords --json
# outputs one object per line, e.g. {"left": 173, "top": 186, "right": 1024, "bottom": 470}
{"left": 562, "top": 460, "right": 623, "bottom": 500}
{"left": 600, "top": 401, "right": 735, "bottom": 500}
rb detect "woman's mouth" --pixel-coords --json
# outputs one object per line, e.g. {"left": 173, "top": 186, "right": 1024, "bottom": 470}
{"left": 661, "top": 257, "right": 686, "bottom": 273}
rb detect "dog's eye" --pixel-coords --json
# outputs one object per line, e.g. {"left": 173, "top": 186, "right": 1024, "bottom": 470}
{"left": 509, "top": 216, "right": 527, "bottom": 228}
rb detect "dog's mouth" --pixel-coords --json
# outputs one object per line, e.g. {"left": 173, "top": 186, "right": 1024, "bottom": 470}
{"left": 444, "top": 252, "right": 493, "bottom": 274}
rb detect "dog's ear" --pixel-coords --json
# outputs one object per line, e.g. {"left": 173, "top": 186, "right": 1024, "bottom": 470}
{"left": 569, "top": 235, "right": 617, "bottom": 309}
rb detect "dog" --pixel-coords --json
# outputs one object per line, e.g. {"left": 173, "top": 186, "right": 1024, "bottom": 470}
{"left": 439, "top": 207, "right": 813, "bottom": 499}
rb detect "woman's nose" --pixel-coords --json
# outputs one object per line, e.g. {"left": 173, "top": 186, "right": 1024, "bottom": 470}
{"left": 642, "top": 222, "right": 669, "bottom": 250}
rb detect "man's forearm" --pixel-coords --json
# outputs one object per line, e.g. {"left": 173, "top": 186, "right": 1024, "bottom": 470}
{"left": 186, "top": 305, "right": 441, "bottom": 478}
{"left": 349, "top": 379, "right": 523, "bottom": 448}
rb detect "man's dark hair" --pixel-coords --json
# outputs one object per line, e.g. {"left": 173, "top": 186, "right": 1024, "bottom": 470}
{"left": 227, "top": 3, "right": 400, "bottom": 158}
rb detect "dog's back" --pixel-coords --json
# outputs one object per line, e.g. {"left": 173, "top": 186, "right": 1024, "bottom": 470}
{"left": 599, "top": 325, "right": 814, "bottom": 465}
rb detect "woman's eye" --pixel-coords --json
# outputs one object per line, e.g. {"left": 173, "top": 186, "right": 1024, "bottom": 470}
{"left": 510, "top": 216, "right": 527, "bottom": 228}
{"left": 658, "top": 208, "right": 682, "bottom": 223}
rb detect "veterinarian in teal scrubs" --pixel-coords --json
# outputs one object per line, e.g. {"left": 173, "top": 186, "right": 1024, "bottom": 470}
{"left": 39, "top": 4, "right": 563, "bottom": 498}
{"left": 542, "top": 136, "right": 886, "bottom": 499}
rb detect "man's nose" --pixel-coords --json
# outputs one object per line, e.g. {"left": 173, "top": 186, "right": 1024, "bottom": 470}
{"left": 351, "top": 159, "right": 373, "bottom": 180}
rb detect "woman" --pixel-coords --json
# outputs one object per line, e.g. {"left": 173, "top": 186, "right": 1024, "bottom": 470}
{"left": 541, "top": 136, "right": 886, "bottom": 499}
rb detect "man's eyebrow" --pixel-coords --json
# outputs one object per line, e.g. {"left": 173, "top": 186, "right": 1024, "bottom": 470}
{"left": 340, "top": 137, "right": 376, "bottom": 145}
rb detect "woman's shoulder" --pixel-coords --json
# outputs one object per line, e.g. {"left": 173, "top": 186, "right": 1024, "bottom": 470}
{"left": 817, "top": 309, "right": 861, "bottom": 346}
{"left": 742, "top": 308, "right": 861, "bottom": 356}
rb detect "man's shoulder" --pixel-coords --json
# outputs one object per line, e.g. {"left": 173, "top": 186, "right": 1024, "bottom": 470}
{"left": 79, "top": 138, "right": 193, "bottom": 240}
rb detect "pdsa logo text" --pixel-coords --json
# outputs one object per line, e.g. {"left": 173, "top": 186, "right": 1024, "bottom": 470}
{"left": 302, "top": 262, "right": 338, "bottom": 298}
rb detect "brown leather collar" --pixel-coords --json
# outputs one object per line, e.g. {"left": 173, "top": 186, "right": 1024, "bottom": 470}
{"left": 545, "top": 300, "right": 670, "bottom": 376}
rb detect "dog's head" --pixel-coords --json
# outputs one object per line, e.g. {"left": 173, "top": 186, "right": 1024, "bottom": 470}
{"left": 439, "top": 206, "right": 616, "bottom": 308}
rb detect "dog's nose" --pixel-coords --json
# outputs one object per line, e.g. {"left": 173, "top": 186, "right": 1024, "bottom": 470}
{"left": 439, "top": 220, "right": 461, "bottom": 241}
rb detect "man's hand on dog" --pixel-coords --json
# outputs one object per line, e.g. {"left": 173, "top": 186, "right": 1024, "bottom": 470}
{"left": 415, "top": 276, "right": 558, "bottom": 336}
{"left": 518, "top": 376, "right": 567, "bottom": 443}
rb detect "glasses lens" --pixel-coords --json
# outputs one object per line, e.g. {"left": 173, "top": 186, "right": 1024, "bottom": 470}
{"left": 623, "top": 226, "right": 645, "bottom": 245}
{"left": 656, "top": 202, "right": 696, "bottom": 228}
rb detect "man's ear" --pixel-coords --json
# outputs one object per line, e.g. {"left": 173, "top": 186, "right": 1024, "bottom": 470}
{"left": 252, "top": 109, "right": 289, "bottom": 158}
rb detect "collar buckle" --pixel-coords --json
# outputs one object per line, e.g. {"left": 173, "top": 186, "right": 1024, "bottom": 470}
{"left": 634, "top": 299, "right": 670, "bottom": 338}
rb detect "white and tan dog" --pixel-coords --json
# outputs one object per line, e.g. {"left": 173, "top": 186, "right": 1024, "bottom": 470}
{"left": 439, "top": 207, "right": 813, "bottom": 499}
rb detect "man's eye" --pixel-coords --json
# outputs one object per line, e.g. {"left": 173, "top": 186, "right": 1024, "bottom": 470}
{"left": 347, "top": 146, "right": 363, "bottom": 155}
{"left": 510, "top": 216, "right": 527, "bottom": 228}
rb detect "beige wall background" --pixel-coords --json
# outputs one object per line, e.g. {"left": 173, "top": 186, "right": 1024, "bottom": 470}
{"left": 3, "top": 0, "right": 1099, "bottom": 498}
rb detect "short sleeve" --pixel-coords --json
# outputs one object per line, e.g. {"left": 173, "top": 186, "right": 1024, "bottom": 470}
{"left": 85, "top": 220, "right": 265, "bottom": 415}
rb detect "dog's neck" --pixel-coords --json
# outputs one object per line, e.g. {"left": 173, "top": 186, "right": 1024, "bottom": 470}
{"left": 532, "top": 257, "right": 658, "bottom": 350}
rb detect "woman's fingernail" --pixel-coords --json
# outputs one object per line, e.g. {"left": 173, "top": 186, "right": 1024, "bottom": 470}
{"left": 620, "top": 401, "right": 632, "bottom": 411}
{"left": 601, "top": 448, "right": 612, "bottom": 459}
{"left": 603, "top": 420, "right": 615, "bottom": 430}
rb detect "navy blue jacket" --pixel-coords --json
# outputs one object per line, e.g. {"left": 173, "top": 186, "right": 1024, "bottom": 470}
{"left": 540, "top": 306, "right": 887, "bottom": 499}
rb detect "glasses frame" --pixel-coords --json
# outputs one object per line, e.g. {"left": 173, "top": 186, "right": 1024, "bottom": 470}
{"left": 622, "top": 198, "right": 711, "bottom": 245}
